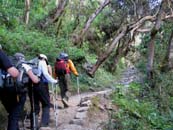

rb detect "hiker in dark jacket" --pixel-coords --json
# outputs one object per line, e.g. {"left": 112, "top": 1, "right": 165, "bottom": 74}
{"left": 0, "top": 47, "right": 39, "bottom": 130}
{"left": 54, "top": 52, "right": 78, "bottom": 108}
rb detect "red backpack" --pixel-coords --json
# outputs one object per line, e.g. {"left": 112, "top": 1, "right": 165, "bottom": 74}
{"left": 55, "top": 59, "right": 67, "bottom": 76}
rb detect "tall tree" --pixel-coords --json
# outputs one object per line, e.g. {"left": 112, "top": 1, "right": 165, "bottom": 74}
{"left": 72, "top": 0, "right": 110, "bottom": 46}
{"left": 146, "top": 0, "right": 163, "bottom": 80}
{"left": 24, "top": 0, "right": 30, "bottom": 24}
{"left": 87, "top": 6, "right": 173, "bottom": 77}
{"left": 163, "top": 29, "right": 173, "bottom": 70}
{"left": 167, "top": 29, "right": 173, "bottom": 69}
{"left": 36, "top": 0, "right": 69, "bottom": 29}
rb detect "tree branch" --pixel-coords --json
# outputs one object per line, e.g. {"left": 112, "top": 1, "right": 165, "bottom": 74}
{"left": 72, "top": 0, "right": 110, "bottom": 46}
{"left": 87, "top": 2, "right": 173, "bottom": 77}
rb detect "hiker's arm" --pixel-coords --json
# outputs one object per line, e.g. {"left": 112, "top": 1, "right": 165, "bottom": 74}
{"left": 7, "top": 67, "right": 19, "bottom": 78}
{"left": 27, "top": 70, "right": 40, "bottom": 83}
{"left": 41, "top": 61, "right": 57, "bottom": 83}
{"left": 68, "top": 60, "right": 78, "bottom": 76}
{"left": 0, "top": 51, "right": 19, "bottom": 77}
{"left": 22, "top": 63, "right": 39, "bottom": 83}
{"left": 48, "top": 65, "right": 52, "bottom": 76}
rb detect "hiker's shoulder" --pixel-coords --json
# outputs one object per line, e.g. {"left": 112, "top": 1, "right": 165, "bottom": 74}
{"left": 67, "top": 59, "right": 73, "bottom": 63}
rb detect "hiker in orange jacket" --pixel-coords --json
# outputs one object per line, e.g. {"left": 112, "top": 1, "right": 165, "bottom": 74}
{"left": 54, "top": 52, "right": 78, "bottom": 108}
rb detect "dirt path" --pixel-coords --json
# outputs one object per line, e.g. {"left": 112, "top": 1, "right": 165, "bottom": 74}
{"left": 50, "top": 66, "right": 143, "bottom": 130}
{"left": 48, "top": 89, "right": 112, "bottom": 130}
{"left": 21, "top": 89, "right": 112, "bottom": 130}
{"left": 21, "top": 66, "right": 141, "bottom": 130}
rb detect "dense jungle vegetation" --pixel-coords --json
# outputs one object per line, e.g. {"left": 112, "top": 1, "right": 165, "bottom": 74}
{"left": 1, "top": 0, "right": 173, "bottom": 130}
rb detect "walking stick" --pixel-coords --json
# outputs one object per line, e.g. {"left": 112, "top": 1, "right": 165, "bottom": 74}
{"left": 77, "top": 76, "right": 80, "bottom": 95}
{"left": 31, "top": 84, "right": 37, "bottom": 130}
{"left": 51, "top": 83, "right": 58, "bottom": 129}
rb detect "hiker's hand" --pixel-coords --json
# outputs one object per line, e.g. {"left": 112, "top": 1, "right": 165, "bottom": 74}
{"left": 53, "top": 79, "right": 58, "bottom": 84}
{"left": 22, "top": 63, "right": 32, "bottom": 72}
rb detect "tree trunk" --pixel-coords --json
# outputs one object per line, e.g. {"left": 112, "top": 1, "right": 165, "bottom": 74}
{"left": 147, "top": 36, "right": 155, "bottom": 79}
{"left": 146, "top": 1, "right": 163, "bottom": 80}
{"left": 24, "top": 0, "right": 30, "bottom": 25}
{"left": 87, "top": 27, "right": 128, "bottom": 77}
{"left": 52, "top": 0, "right": 68, "bottom": 23}
{"left": 36, "top": 0, "right": 69, "bottom": 29}
{"left": 86, "top": 3, "right": 173, "bottom": 77}
{"left": 72, "top": 0, "right": 110, "bottom": 46}
{"left": 163, "top": 29, "right": 173, "bottom": 69}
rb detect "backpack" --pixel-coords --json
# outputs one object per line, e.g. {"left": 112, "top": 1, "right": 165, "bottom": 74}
{"left": 0, "top": 69, "right": 4, "bottom": 88}
{"left": 0, "top": 54, "right": 30, "bottom": 92}
{"left": 55, "top": 59, "right": 67, "bottom": 76}
{"left": 28, "top": 57, "right": 48, "bottom": 83}
{"left": 27, "top": 57, "right": 39, "bottom": 76}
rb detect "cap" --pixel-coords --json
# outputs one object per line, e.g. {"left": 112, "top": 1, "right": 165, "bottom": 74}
{"left": 39, "top": 54, "right": 48, "bottom": 60}
{"left": 59, "top": 52, "right": 68, "bottom": 60}
{"left": 14, "top": 53, "right": 25, "bottom": 61}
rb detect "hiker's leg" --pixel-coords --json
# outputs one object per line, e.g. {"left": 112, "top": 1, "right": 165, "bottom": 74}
{"left": 65, "top": 73, "right": 71, "bottom": 91}
{"left": 8, "top": 93, "right": 26, "bottom": 130}
{"left": 59, "top": 76, "right": 66, "bottom": 99}
{"left": 29, "top": 85, "right": 40, "bottom": 130}
{"left": 59, "top": 76, "right": 69, "bottom": 107}
{"left": 65, "top": 73, "right": 71, "bottom": 98}
{"left": 33, "top": 85, "right": 42, "bottom": 114}
{"left": 38, "top": 83, "right": 50, "bottom": 126}
{"left": 0, "top": 87, "right": 26, "bottom": 130}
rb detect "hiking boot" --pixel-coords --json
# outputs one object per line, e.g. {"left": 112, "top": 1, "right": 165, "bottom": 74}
{"left": 64, "top": 95, "right": 69, "bottom": 101}
{"left": 65, "top": 91, "right": 71, "bottom": 98}
{"left": 62, "top": 98, "right": 69, "bottom": 108}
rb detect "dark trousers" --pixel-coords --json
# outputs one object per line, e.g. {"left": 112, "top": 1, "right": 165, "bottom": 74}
{"left": 58, "top": 73, "right": 71, "bottom": 99}
{"left": 29, "top": 82, "right": 50, "bottom": 128}
{"left": 0, "top": 87, "right": 26, "bottom": 130}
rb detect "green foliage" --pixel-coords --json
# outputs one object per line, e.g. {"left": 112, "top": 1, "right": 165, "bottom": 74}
{"left": 30, "top": 0, "right": 55, "bottom": 24}
{"left": 66, "top": 47, "right": 85, "bottom": 61}
{"left": 110, "top": 82, "right": 173, "bottom": 130}
{"left": 0, "top": 26, "right": 58, "bottom": 62}
{"left": 0, "top": 4, "right": 22, "bottom": 28}
{"left": 94, "top": 68, "right": 115, "bottom": 88}
{"left": 70, "top": 67, "right": 115, "bottom": 93}
{"left": 123, "top": 22, "right": 173, "bottom": 130}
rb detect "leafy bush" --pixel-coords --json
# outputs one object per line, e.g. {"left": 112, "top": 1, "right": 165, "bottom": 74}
{"left": 109, "top": 82, "right": 173, "bottom": 130}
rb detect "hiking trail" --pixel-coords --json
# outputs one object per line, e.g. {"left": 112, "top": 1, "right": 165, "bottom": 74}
{"left": 21, "top": 66, "right": 142, "bottom": 130}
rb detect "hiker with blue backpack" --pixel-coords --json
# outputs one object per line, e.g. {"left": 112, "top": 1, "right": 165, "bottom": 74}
{"left": 0, "top": 47, "right": 39, "bottom": 130}
{"left": 54, "top": 52, "right": 79, "bottom": 108}
{"left": 30, "top": 54, "right": 58, "bottom": 130}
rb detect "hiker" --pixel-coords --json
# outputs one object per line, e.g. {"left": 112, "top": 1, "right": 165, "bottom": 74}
{"left": 54, "top": 52, "right": 79, "bottom": 108}
{"left": 31, "top": 54, "right": 57, "bottom": 129}
{"left": 0, "top": 48, "right": 39, "bottom": 130}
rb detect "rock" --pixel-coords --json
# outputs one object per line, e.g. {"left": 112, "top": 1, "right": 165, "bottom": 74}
{"left": 69, "top": 119, "right": 85, "bottom": 126}
{"left": 80, "top": 100, "right": 92, "bottom": 107}
{"left": 60, "top": 124, "right": 83, "bottom": 130}
{"left": 75, "top": 111, "right": 87, "bottom": 119}
{"left": 77, "top": 106, "right": 89, "bottom": 112}
{"left": 98, "top": 104, "right": 105, "bottom": 111}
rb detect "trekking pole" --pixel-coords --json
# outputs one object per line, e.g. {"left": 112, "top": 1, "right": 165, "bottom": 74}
{"left": 23, "top": 110, "right": 29, "bottom": 130}
{"left": 77, "top": 76, "right": 80, "bottom": 95}
{"left": 31, "top": 85, "right": 37, "bottom": 130}
{"left": 55, "top": 83, "right": 58, "bottom": 129}
{"left": 51, "top": 83, "right": 58, "bottom": 129}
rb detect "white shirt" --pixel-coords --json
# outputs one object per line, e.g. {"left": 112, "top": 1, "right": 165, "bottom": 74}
{"left": 38, "top": 59, "right": 57, "bottom": 83}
